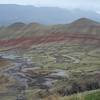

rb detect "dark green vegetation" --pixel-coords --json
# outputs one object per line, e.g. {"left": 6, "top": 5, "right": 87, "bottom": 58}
{"left": 85, "top": 91, "right": 100, "bottom": 100}
{"left": 58, "top": 89, "right": 100, "bottom": 100}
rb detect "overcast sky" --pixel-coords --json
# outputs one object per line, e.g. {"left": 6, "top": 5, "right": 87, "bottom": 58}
{"left": 0, "top": 0, "right": 100, "bottom": 11}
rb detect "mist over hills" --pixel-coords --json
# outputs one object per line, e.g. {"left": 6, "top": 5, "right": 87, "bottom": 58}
{"left": 0, "top": 4, "right": 100, "bottom": 100}
{"left": 0, "top": 4, "right": 100, "bottom": 25}
{"left": 0, "top": 18, "right": 100, "bottom": 39}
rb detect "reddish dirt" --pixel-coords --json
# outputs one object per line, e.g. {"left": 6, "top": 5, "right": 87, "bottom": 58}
{"left": 0, "top": 33, "right": 100, "bottom": 48}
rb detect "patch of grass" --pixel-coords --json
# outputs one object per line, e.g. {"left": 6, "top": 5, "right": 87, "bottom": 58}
{"left": 60, "top": 90, "right": 100, "bottom": 100}
{"left": 85, "top": 91, "right": 100, "bottom": 100}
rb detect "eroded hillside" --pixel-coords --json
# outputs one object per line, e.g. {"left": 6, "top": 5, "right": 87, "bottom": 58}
{"left": 0, "top": 18, "right": 100, "bottom": 100}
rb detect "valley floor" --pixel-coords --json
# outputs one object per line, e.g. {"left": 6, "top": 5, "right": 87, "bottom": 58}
{"left": 0, "top": 42, "right": 100, "bottom": 100}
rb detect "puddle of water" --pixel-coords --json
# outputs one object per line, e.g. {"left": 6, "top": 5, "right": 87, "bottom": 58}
{"left": 50, "top": 69, "right": 68, "bottom": 77}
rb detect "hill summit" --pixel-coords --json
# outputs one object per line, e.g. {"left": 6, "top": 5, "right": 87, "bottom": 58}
{"left": 66, "top": 18, "right": 100, "bottom": 34}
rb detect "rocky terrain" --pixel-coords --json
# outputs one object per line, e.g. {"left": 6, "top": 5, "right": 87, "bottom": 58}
{"left": 0, "top": 18, "right": 100, "bottom": 100}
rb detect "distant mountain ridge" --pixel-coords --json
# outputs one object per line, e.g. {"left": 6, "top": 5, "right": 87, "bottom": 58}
{"left": 0, "top": 18, "right": 100, "bottom": 48}
{"left": 0, "top": 4, "right": 100, "bottom": 25}
{"left": 0, "top": 18, "right": 100, "bottom": 39}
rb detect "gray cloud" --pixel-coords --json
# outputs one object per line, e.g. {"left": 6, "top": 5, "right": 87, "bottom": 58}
{"left": 0, "top": 0, "right": 100, "bottom": 11}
